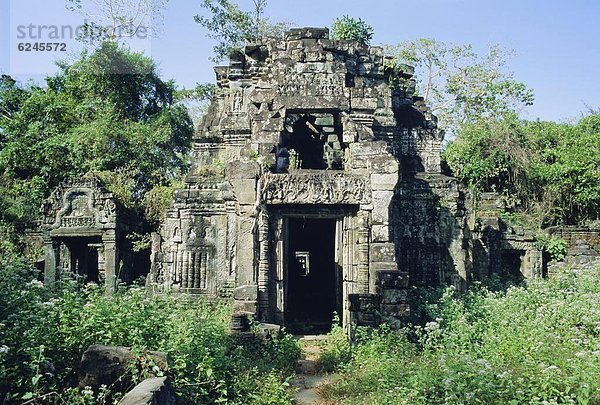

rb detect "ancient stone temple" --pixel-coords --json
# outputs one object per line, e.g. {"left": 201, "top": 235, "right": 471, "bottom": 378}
{"left": 149, "top": 27, "right": 542, "bottom": 331}
{"left": 38, "top": 178, "right": 135, "bottom": 292}
{"left": 149, "top": 27, "right": 445, "bottom": 330}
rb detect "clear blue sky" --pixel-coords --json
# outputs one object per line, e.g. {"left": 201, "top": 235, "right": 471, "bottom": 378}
{"left": 1, "top": 0, "right": 599, "bottom": 123}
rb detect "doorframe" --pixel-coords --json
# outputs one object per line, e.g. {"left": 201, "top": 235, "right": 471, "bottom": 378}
{"left": 267, "top": 205, "right": 361, "bottom": 329}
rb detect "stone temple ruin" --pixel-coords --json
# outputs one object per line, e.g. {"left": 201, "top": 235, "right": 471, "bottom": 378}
{"left": 35, "top": 178, "right": 144, "bottom": 292}
{"left": 145, "top": 27, "right": 541, "bottom": 332}
{"left": 35, "top": 27, "right": 598, "bottom": 333}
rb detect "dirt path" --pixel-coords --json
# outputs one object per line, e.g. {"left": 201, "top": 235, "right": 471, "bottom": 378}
{"left": 290, "top": 335, "right": 339, "bottom": 405}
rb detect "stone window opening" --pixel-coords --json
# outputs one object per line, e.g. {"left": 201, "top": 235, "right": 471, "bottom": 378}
{"left": 274, "top": 112, "right": 344, "bottom": 172}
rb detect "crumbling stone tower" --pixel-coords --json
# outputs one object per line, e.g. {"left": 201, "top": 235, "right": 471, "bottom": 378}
{"left": 150, "top": 28, "right": 472, "bottom": 330}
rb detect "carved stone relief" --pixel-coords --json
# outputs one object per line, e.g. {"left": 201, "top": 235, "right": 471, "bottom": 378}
{"left": 263, "top": 172, "right": 370, "bottom": 205}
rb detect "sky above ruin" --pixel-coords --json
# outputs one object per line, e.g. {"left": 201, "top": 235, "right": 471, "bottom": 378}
{"left": 1, "top": 0, "right": 599, "bottom": 123}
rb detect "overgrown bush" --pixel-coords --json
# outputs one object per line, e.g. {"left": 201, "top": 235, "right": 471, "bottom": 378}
{"left": 0, "top": 255, "right": 300, "bottom": 403}
{"left": 330, "top": 15, "right": 374, "bottom": 45}
{"left": 317, "top": 315, "right": 352, "bottom": 373}
{"left": 324, "top": 265, "right": 600, "bottom": 404}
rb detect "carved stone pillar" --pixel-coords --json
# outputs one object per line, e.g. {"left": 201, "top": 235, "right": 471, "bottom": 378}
{"left": 257, "top": 210, "right": 270, "bottom": 322}
{"left": 357, "top": 211, "right": 370, "bottom": 293}
{"left": 102, "top": 230, "right": 117, "bottom": 293}
{"left": 43, "top": 238, "right": 58, "bottom": 285}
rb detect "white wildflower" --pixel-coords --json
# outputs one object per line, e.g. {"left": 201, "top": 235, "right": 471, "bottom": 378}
{"left": 26, "top": 280, "right": 44, "bottom": 288}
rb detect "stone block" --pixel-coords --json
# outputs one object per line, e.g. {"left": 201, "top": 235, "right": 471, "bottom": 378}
{"left": 230, "top": 179, "right": 256, "bottom": 205}
{"left": 233, "top": 285, "right": 258, "bottom": 301}
{"left": 233, "top": 300, "right": 258, "bottom": 314}
{"left": 249, "top": 88, "right": 276, "bottom": 104}
{"left": 377, "top": 270, "right": 410, "bottom": 288}
{"left": 350, "top": 141, "right": 388, "bottom": 157}
{"left": 371, "top": 173, "right": 399, "bottom": 191}
{"left": 372, "top": 191, "right": 393, "bottom": 224}
{"left": 315, "top": 115, "right": 334, "bottom": 126}
{"left": 254, "top": 131, "right": 279, "bottom": 144}
{"left": 285, "top": 27, "right": 329, "bottom": 40}
{"left": 370, "top": 243, "right": 396, "bottom": 262}
{"left": 236, "top": 218, "right": 256, "bottom": 285}
{"left": 370, "top": 156, "right": 399, "bottom": 174}
{"left": 118, "top": 377, "right": 176, "bottom": 405}
{"left": 381, "top": 304, "right": 410, "bottom": 317}
{"left": 351, "top": 97, "right": 378, "bottom": 110}
{"left": 348, "top": 293, "right": 379, "bottom": 311}
{"left": 226, "top": 161, "right": 258, "bottom": 179}
{"left": 371, "top": 224, "right": 390, "bottom": 242}
{"left": 381, "top": 289, "right": 408, "bottom": 304}
{"left": 79, "top": 345, "right": 168, "bottom": 392}
{"left": 230, "top": 312, "right": 253, "bottom": 332}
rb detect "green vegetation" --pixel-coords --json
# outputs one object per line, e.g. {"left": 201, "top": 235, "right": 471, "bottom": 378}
{"left": 444, "top": 113, "right": 600, "bottom": 226}
{"left": 388, "top": 39, "right": 534, "bottom": 133}
{"left": 194, "top": 0, "right": 289, "bottom": 62}
{"left": 385, "top": 38, "right": 598, "bottom": 228}
{"left": 0, "top": 253, "right": 301, "bottom": 403}
{"left": 0, "top": 42, "right": 193, "bottom": 244}
{"left": 1, "top": 2, "right": 599, "bottom": 403}
{"left": 330, "top": 16, "right": 374, "bottom": 45}
{"left": 322, "top": 265, "right": 600, "bottom": 404}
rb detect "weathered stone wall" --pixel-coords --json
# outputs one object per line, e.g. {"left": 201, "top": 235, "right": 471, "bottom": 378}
{"left": 151, "top": 27, "right": 481, "bottom": 329}
{"left": 37, "top": 177, "right": 133, "bottom": 292}
{"left": 547, "top": 226, "right": 600, "bottom": 255}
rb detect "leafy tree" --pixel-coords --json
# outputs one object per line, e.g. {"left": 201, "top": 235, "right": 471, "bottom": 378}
{"left": 194, "top": 0, "right": 289, "bottom": 62}
{"left": 387, "top": 39, "right": 534, "bottom": 134}
{"left": 330, "top": 15, "right": 374, "bottom": 45}
{"left": 65, "top": 0, "right": 169, "bottom": 43}
{"left": 444, "top": 113, "right": 600, "bottom": 226}
{"left": 0, "top": 42, "right": 193, "bottom": 231}
{"left": 443, "top": 113, "right": 531, "bottom": 198}
{"left": 527, "top": 115, "right": 600, "bottom": 224}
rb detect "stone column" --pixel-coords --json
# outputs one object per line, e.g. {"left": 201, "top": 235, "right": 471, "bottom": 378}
{"left": 257, "top": 211, "right": 270, "bottom": 322}
{"left": 102, "top": 230, "right": 117, "bottom": 294}
{"left": 43, "top": 238, "right": 58, "bottom": 285}
{"left": 528, "top": 248, "right": 544, "bottom": 278}
{"left": 357, "top": 211, "right": 370, "bottom": 293}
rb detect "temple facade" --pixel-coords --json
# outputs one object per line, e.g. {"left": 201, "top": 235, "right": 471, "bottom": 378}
{"left": 148, "top": 27, "right": 485, "bottom": 331}
{"left": 27, "top": 27, "right": 552, "bottom": 332}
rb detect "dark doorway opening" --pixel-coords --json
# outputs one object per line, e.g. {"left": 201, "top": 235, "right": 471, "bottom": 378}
{"left": 501, "top": 249, "right": 525, "bottom": 281}
{"left": 62, "top": 236, "right": 101, "bottom": 283}
{"left": 286, "top": 218, "right": 339, "bottom": 334}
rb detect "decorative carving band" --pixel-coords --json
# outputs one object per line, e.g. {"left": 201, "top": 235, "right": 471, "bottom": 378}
{"left": 263, "top": 172, "right": 370, "bottom": 205}
{"left": 61, "top": 216, "right": 96, "bottom": 228}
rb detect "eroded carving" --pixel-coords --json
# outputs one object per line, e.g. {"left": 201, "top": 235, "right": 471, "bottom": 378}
{"left": 263, "top": 172, "right": 370, "bottom": 205}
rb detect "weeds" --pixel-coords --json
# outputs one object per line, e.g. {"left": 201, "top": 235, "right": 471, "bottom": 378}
{"left": 324, "top": 264, "right": 600, "bottom": 404}
{"left": 0, "top": 256, "right": 300, "bottom": 403}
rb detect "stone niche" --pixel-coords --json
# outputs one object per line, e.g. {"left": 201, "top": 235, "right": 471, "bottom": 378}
{"left": 37, "top": 177, "right": 135, "bottom": 292}
{"left": 150, "top": 27, "right": 541, "bottom": 332}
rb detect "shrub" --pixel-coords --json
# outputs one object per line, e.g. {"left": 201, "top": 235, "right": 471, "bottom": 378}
{"left": 535, "top": 235, "right": 569, "bottom": 262}
{"left": 317, "top": 315, "right": 352, "bottom": 372}
{"left": 0, "top": 256, "right": 300, "bottom": 403}
{"left": 324, "top": 264, "right": 600, "bottom": 404}
{"left": 330, "top": 15, "right": 374, "bottom": 45}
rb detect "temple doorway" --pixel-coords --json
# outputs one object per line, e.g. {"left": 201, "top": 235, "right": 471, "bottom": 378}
{"left": 285, "top": 217, "right": 340, "bottom": 334}
{"left": 60, "top": 236, "right": 102, "bottom": 283}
